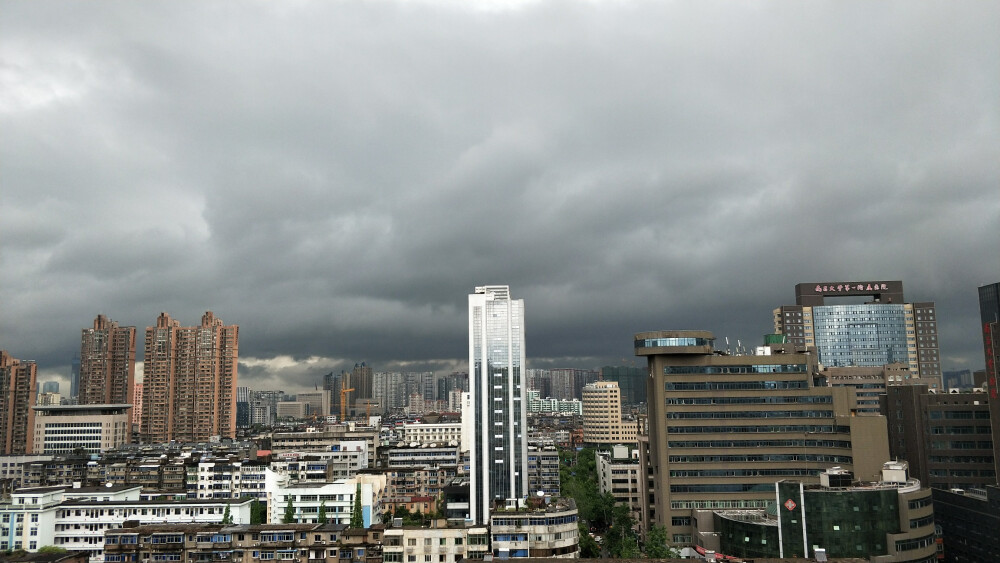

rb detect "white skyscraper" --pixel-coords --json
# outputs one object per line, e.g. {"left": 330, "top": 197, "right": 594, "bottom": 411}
{"left": 467, "top": 285, "right": 528, "bottom": 524}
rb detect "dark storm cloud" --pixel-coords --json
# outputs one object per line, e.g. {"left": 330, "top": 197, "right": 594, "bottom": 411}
{"left": 2, "top": 0, "right": 998, "bottom": 392}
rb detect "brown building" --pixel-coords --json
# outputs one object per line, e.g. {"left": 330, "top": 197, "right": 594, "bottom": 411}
{"left": 0, "top": 351, "right": 37, "bottom": 455}
{"left": 79, "top": 314, "right": 136, "bottom": 406}
{"left": 881, "top": 384, "right": 995, "bottom": 490}
{"left": 140, "top": 312, "right": 239, "bottom": 443}
{"left": 636, "top": 331, "right": 889, "bottom": 547}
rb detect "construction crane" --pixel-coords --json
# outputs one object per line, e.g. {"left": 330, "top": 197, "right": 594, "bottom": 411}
{"left": 340, "top": 382, "right": 355, "bottom": 422}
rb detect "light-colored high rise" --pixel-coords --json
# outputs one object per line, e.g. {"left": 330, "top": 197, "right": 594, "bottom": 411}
{"left": 582, "top": 380, "right": 637, "bottom": 445}
{"left": 140, "top": 312, "right": 239, "bottom": 443}
{"left": 79, "top": 315, "right": 136, "bottom": 406}
{"left": 467, "top": 285, "right": 527, "bottom": 524}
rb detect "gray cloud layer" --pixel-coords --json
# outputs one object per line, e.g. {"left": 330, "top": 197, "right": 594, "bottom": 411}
{"left": 2, "top": 0, "right": 998, "bottom": 392}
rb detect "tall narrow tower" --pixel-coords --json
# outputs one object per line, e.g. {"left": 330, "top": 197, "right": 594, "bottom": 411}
{"left": 140, "top": 311, "right": 239, "bottom": 443}
{"left": 79, "top": 315, "right": 136, "bottom": 406}
{"left": 467, "top": 285, "right": 527, "bottom": 524}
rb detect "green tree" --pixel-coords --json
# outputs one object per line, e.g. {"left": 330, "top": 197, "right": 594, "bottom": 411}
{"left": 577, "top": 523, "right": 600, "bottom": 558}
{"left": 37, "top": 547, "right": 68, "bottom": 555}
{"left": 606, "top": 504, "right": 639, "bottom": 558}
{"left": 250, "top": 499, "right": 266, "bottom": 524}
{"left": 222, "top": 504, "right": 233, "bottom": 525}
{"left": 318, "top": 501, "right": 328, "bottom": 523}
{"left": 350, "top": 484, "right": 363, "bottom": 528}
{"left": 644, "top": 524, "right": 678, "bottom": 559}
{"left": 282, "top": 496, "right": 296, "bottom": 524}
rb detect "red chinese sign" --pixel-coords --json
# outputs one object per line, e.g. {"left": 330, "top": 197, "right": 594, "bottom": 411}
{"left": 784, "top": 499, "right": 797, "bottom": 511}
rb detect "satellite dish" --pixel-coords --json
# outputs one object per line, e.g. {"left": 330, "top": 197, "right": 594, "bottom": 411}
{"left": 536, "top": 490, "right": 544, "bottom": 497}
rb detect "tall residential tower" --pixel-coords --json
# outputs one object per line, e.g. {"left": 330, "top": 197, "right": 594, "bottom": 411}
{"left": 79, "top": 315, "right": 136, "bottom": 406}
{"left": 467, "top": 285, "right": 527, "bottom": 524}
{"left": 140, "top": 311, "right": 239, "bottom": 443}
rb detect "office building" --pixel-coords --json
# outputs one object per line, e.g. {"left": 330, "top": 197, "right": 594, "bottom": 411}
{"left": 0, "top": 351, "right": 37, "bottom": 455}
{"left": 773, "top": 281, "right": 941, "bottom": 380}
{"left": 581, "top": 380, "right": 637, "bottom": 445}
{"left": 297, "top": 390, "right": 332, "bottom": 417}
{"left": 41, "top": 381, "right": 59, "bottom": 394}
{"left": 693, "top": 463, "right": 936, "bottom": 562}
{"left": 78, "top": 315, "right": 136, "bottom": 407}
{"left": 636, "top": 330, "right": 889, "bottom": 547}
{"left": 467, "top": 285, "right": 527, "bottom": 524}
{"left": 31, "top": 404, "right": 132, "bottom": 454}
{"left": 881, "top": 384, "right": 995, "bottom": 489}
{"left": 140, "top": 312, "right": 239, "bottom": 443}
{"left": 933, "top": 485, "right": 1000, "bottom": 562}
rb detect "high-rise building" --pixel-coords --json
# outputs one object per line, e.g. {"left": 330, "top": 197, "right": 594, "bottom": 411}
{"left": 79, "top": 315, "right": 137, "bottom": 407}
{"left": 351, "top": 362, "right": 374, "bottom": 400}
{"left": 636, "top": 330, "right": 889, "bottom": 547}
{"left": 41, "top": 381, "right": 59, "bottom": 394}
{"left": 773, "top": 281, "right": 941, "bottom": 380}
{"left": 467, "top": 285, "right": 527, "bottom": 524}
{"left": 0, "top": 351, "right": 37, "bottom": 455}
{"left": 69, "top": 354, "right": 80, "bottom": 403}
{"left": 881, "top": 383, "right": 995, "bottom": 490}
{"left": 581, "top": 381, "right": 637, "bottom": 445}
{"left": 980, "top": 283, "right": 999, "bottom": 399}
{"left": 140, "top": 312, "right": 239, "bottom": 443}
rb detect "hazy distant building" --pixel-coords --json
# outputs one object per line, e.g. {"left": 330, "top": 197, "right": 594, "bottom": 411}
{"left": 351, "top": 362, "right": 374, "bottom": 400}
{"left": 0, "top": 351, "right": 38, "bottom": 455}
{"left": 467, "top": 285, "right": 527, "bottom": 524}
{"left": 601, "top": 365, "right": 646, "bottom": 406}
{"left": 140, "top": 312, "right": 239, "bottom": 443}
{"left": 69, "top": 355, "right": 80, "bottom": 403}
{"left": 41, "top": 381, "right": 59, "bottom": 394}
{"left": 296, "top": 390, "right": 331, "bottom": 417}
{"left": 636, "top": 331, "right": 889, "bottom": 547}
{"left": 773, "top": 281, "right": 940, "bottom": 380}
{"left": 79, "top": 315, "right": 136, "bottom": 407}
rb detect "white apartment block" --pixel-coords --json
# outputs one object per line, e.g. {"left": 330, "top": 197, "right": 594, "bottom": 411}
{"left": 400, "top": 423, "right": 462, "bottom": 447}
{"left": 382, "top": 525, "right": 490, "bottom": 563}
{"left": 0, "top": 484, "right": 250, "bottom": 562}
{"left": 190, "top": 461, "right": 268, "bottom": 499}
{"left": 265, "top": 469, "right": 385, "bottom": 527}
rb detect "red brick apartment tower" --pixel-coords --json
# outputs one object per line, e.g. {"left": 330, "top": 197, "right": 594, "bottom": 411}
{"left": 0, "top": 351, "right": 37, "bottom": 454}
{"left": 79, "top": 315, "right": 137, "bottom": 406}
{"left": 140, "top": 312, "right": 239, "bottom": 443}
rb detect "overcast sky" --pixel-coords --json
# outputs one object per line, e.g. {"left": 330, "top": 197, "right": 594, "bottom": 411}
{"left": 2, "top": 0, "right": 998, "bottom": 393}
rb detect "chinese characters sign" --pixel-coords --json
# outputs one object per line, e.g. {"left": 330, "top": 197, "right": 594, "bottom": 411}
{"left": 814, "top": 283, "right": 890, "bottom": 293}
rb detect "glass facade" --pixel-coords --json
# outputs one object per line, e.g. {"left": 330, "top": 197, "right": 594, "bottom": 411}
{"left": 469, "top": 286, "right": 527, "bottom": 524}
{"left": 811, "top": 304, "right": 909, "bottom": 368}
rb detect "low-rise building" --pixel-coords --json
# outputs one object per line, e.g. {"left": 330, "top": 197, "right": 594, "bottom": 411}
{"left": 382, "top": 522, "right": 489, "bottom": 563}
{"left": 595, "top": 445, "right": 642, "bottom": 527}
{"left": 693, "top": 462, "right": 935, "bottom": 562}
{"left": 488, "top": 497, "right": 579, "bottom": 559}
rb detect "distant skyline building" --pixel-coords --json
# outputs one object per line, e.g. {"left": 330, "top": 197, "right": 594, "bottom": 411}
{"left": 0, "top": 351, "right": 38, "bottom": 455}
{"left": 773, "top": 281, "right": 941, "bottom": 380}
{"left": 467, "top": 285, "right": 527, "bottom": 524}
{"left": 601, "top": 365, "right": 646, "bottom": 406}
{"left": 140, "top": 311, "right": 239, "bottom": 443}
{"left": 78, "top": 315, "right": 137, "bottom": 407}
{"left": 41, "top": 381, "right": 59, "bottom": 394}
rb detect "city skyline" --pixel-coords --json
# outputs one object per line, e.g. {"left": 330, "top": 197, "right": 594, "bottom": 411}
{"left": 2, "top": 1, "right": 998, "bottom": 393}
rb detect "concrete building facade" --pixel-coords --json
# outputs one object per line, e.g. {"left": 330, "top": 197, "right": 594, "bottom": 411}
{"left": 140, "top": 312, "right": 239, "bottom": 443}
{"left": 31, "top": 404, "right": 132, "bottom": 455}
{"left": 78, "top": 315, "right": 136, "bottom": 408}
{"left": 636, "top": 330, "right": 889, "bottom": 547}
{"left": 581, "top": 381, "right": 637, "bottom": 445}
{"left": 0, "top": 351, "right": 37, "bottom": 455}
